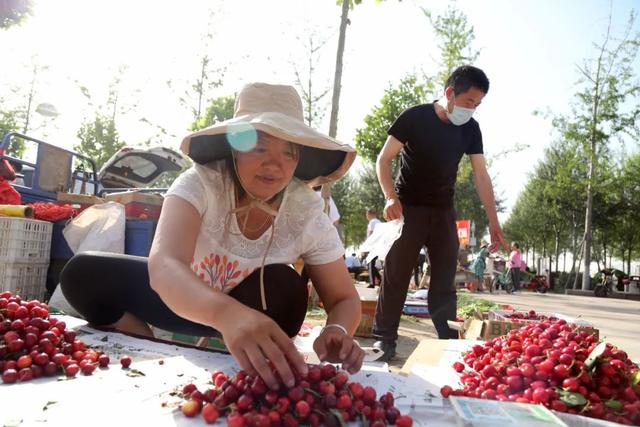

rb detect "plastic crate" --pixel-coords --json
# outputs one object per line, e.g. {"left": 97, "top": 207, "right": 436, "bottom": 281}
{"left": 125, "top": 220, "right": 157, "bottom": 257}
{"left": 0, "top": 262, "right": 49, "bottom": 301}
{"left": 0, "top": 217, "right": 53, "bottom": 263}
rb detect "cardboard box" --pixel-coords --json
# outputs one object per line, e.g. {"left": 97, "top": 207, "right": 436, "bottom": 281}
{"left": 355, "top": 286, "right": 378, "bottom": 338}
{"left": 104, "top": 191, "right": 164, "bottom": 220}
{"left": 56, "top": 192, "right": 104, "bottom": 213}
{"left": 452, "top": 315, "right": 599, "bottom": 341}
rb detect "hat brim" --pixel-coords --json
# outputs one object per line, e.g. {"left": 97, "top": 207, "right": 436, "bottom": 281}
{"left": 181, "top": 112, "right": 356, "bottom": 186}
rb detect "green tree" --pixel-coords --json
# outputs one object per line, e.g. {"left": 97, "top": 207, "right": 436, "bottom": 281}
{"left": 74, "top": 113, "right": 125, "bottom": 170}
{"left": 0, "top": 108, "right": 22, "bottom": 156}
{"left": 191, "top": 95, "right": 235, "bottom": 131}
{"left": 355, "top": 74, "right": 431, "bottom": 162}
{"left": 611, "top": 154, "right": 640, "bottom": 273}
{"left": 550, "top": 11, "right": 640, "bottom": 290}
{"left": 0, "top": 0, "right": 32, "bottom": 29}
{"left": 423, "top": 4, "right": 480, "bottom": 88}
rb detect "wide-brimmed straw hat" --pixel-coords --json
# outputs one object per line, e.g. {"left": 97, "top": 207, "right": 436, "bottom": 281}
{"left": 180, "top": 82, "right": 356, "bottom": 186}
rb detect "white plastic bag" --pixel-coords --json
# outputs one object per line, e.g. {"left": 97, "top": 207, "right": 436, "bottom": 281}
{"left": 62, "top": 201, "right": 126, "bottom": 255}
{"left": 49, "top": 202, "right": 126, "bottom": 316}
{"left": 360, "top": 219, "right": 404, "bottom": 264}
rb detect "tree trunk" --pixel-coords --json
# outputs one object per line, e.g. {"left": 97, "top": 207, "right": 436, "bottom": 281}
{"left": 563, "top": 249, "right": 567, "bottom": 272}
{"left": 554, "top": 231, "right": 560, "bottom": 273}
{"left": 628, "top": 248, "right": 632, "bottom": 274}
{"left": 328, "top": 0, "right": 350, "bottom": 138}
{"left": 574, "top": 248, "right": 584, "bottom": 290}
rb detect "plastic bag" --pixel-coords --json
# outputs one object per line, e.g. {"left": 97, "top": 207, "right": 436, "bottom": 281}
{"left": 359, "top": 219, "right": 404, "bottom": 264}
{"left": 50, "top": 202, "right": 126, "bottom": 317}
{"left": 0, "top": 177, "right": 21, "bottom": 205}
{"left": 62, "top": 201, "right": 125, "bottom": 255}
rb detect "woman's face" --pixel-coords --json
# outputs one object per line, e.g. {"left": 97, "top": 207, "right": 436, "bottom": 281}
{"left": 234, "top": 132, "right": 299, "bottom": 200}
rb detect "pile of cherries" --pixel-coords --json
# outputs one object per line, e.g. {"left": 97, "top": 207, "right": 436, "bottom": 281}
{"left": 178, "top": 364, "right": 414, "bottom": 426}
{"left": 441, "top": 318, "right": 640, "bottom": 425}
{"left": 499, "top": 310, "right": 559, "bottom": 323}
{"left": 0, "top": 291, "right": 129, "bottom": 383}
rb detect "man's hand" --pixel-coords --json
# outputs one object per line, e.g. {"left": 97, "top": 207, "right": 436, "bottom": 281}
{"left": 383, "top": 198, "right": 403, "bottom": 221}
{"left": 313, "top": 327, "right": 364, "bottom": 375}
{"left": 489, "top": 221, "right": 507, "bottom": 253}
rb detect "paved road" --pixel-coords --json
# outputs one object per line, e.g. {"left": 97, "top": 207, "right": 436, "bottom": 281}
{"left": 466, "top": 291, "right": 640, "bottom": 363}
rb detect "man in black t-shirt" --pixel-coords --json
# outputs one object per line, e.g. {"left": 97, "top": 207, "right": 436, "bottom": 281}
{"left": 373, "top": 65, "right": 506, "bottom": 361}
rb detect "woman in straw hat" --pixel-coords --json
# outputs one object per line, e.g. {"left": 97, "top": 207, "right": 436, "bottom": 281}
{"left": 60, "top": 83, "right": 362, "bottom": 390}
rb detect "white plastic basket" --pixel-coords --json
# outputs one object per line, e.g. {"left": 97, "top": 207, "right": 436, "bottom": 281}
{"left": 0, "top": 217, "right": 53, "bottom": 263}
{"left": 0, "top": 262, "right": 49, "bottom": 301}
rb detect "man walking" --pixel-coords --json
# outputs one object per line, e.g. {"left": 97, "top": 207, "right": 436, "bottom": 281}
{"left": 373, "top": 65, "right": 505, "bottom": 360}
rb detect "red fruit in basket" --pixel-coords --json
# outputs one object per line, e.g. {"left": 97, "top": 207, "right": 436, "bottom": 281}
{"left": 81, "top": 363, "right": 96, "bottom": 375}
{"left": 214, "top": 373, "right": 227, "bottom": 387}
{"left": 14, "top": 306, "right": 29, "bottom": 319}
{"left": 295, "top": 400, "right": 311, "bottom": 418}
{"left": 43, "top": 361, "right": 57, "bottom": 376}
{"left": 63, "top": 330, "right": 76, "bottom": 343}
{"left": 334, "top": 370, "right": 348, "bottom": 389}
{"left": 0, "top": 320, "right": 10, "bottom": 333}
{"left": 553, "top": 364, "right": 570, "bottom": 379}
{"left": 363, "top": 386, "right": 377, "bottom": 403}
{"left": 16, "top": 355, "right": 33, "bottom": 369}
{"left": 307, "top": 365, "right": 322, "bottom": 382}
{"left": 200, "top": 403, "right": 219, "bottom": 424}
{"left": 320, "top": 363, "right": 336, "bottom": 380}
{"left": 287, "top": 386, "right": 304, "bottom": 402}
{"left": 396, "top": 415, "right": 413, "bottom": 427}
{"left": 227, "top": 412, "right": 245, "bottom": 427}
{"left": 18, "top": 367, "right": 33, "bottom": 382}
{"left": 452, "top": 361, "right": 465, "bottom": 372}
{"left": 282, "top": 413, "right": 299, "bottom": 427}
{"left": 7, "top": 338, "right": 24, "bottom": 352}
{"left": 10, "top": 318, "right": 25, "bottom": 331}
{"left": 440, "top": 385, "right": 453, "bottom": 399}
{"left": 336, "top": 394, "right": 352, "bottom": 410}
{"left": 319, "top": 381, "right": 335, "bottom": 396}
{"left": 181, "top": 399, "right": 201, "bottom": 417}
{"left": 1, "top": 369, "right": 18, "bottom": 384}
{"left": 237, "top": 394, "right": 253, "bottom": 411}
{"left": 276, "top": 397, "right": 290, "bottom": 414}
{"left": 562, "top": 377, "right": 579, "bottom": 392}
{"left": 98, "top": 354, "right": 109, "bottom": 367}
{"left": 250, "top": 376, "right": 267, "bottom": 396}
{"left": 182, "top": 383, "right": 197, "bottom": 396}
{"left": 348, "top": 381, "right": 364, "bottom": 399}
{"left": 3, "top": 330, "right": 19, "bottom": 343}
{"left": 120, "top": 355, "right": 132, "bottom": 368}
{"left": 64, "top": 363, "right": 79, "bottom": 377}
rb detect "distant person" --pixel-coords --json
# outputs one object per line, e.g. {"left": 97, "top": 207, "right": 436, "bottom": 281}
{"left": 372, "top": 65, "right": 506, "bottom": 361}
{"left": 365, "top": 207, "right": 382, "bottom": 288}
{"left": 413, "top": 246, "right": 427, "bottom": 289}
{"left": 314, "top": 186, "right": 343, "bottom": 243}
{"left": 345, "top": 253, "right": 364, "bottom": 276}
{"left": 509, "top": 242, "right": 522, "bottom": 292}
{"left": 470, "top": 240, "right": 489, "bottom": 292}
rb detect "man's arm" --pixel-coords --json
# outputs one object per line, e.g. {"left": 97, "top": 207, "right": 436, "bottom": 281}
{"left": 469, "top": 154, "right": 506, "bottom": 252}
{"left": 376, "top": 135, "right": 404, "bottom": 220}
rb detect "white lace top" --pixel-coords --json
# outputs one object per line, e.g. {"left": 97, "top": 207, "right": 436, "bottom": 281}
{"left": 165, "top": 162, "right": 344, "bottom": 293}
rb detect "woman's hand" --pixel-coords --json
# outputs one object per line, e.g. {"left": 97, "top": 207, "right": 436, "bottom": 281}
{"left": 218, "top": 303, "right": 308, "bottom": 390}
{"left": 313, "top": 326, "right": 364, "bottom": 374}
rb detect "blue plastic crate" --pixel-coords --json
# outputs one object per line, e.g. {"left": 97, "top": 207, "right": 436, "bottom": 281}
{"left": 125, "top": 220, "right": 157, "bottom": 257}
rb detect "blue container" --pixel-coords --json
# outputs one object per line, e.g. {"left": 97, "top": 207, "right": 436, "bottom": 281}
{"left": 125, "top": 220, "right": 157, "bottom": 257}
{"left": 50, "top": 220, "right": 74, "bottom": 260}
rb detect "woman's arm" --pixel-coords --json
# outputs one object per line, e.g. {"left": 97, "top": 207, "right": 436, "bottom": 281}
{"left": 148, "top": 196, "right": 307, "bottom": 389}
{"left": 306, "top": 259, "right": 365, "bottom": 373}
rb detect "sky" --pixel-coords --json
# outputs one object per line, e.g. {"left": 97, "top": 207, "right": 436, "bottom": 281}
{"left": 0, "top": 0, "right": 639, "bottom": 223}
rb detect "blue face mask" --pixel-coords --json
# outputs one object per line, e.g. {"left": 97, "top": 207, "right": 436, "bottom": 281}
{"left": 446, "top": 103, "right": 475, "bottom": 126}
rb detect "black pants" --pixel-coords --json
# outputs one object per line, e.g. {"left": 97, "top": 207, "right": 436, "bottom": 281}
{"left": 60, "top": 252, "right": 309, "bottom": 338}
{"left": 368, "top": 257, "right": 381, "bottom": 286}
{"left": 374, "top": 205, "right": 459, "bottom": 340}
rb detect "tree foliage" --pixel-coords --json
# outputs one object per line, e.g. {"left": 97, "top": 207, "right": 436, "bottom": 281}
{"left": 0, "top": 0, "right": 33, "bottom": 30}
{"left": 191, "top": 95, "right": 235, "bottom": 131}
{"left": 74, "top": 113, "right": 125, "bottom": 170}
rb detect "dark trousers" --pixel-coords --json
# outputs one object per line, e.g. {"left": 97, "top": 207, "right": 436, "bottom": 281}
{"left": 60, "top": 252, "right": 308, "bottom": 338}
{"left": 374, "top": 205, "right": 459, "bottom": 340}
{"left": 510, "top": 267, "right": 521, "bottom": 291}
{"left": 368, "top": 257, "right": 381, "bottom": 286}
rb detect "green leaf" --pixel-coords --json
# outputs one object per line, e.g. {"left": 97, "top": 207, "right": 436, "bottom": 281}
{"left": 604, "top": 399, "right": 623, "bottom": 411}
{"left": 126, "top": 369, "right": 146, "bottom": 377}
{"left": 559, "top": 391, "right": 587, "bottom": 407}
{"left": 631, "top": 371, "right": 640, "bottom": 387}
{"left": 42, "top": 401, "right": 58, "bottom": 411}
{"left": 329, "top": 409, "right": 348, "bottom": 427}
{"left": 584, "top": 342, "right": 607, "bottom": 371}
{"left": 3, "top": 419, "right": 23, "bottom": 427}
